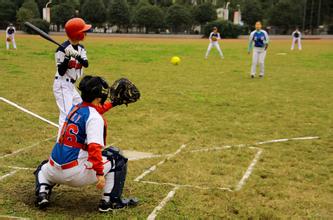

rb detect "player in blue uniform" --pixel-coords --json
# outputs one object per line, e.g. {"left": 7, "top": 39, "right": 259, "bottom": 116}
{"left": 248, "top": 21, "right": 269, "bottom": 78}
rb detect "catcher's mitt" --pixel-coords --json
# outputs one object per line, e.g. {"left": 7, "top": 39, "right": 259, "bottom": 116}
{"left": 211, "top": 37, "right": 217, "bottom": 41}
{"left": 109, "top": 78, "right": 140, "bottom": 106}
{"left": 6, "top": 37, "right": 11, "bottom": 42}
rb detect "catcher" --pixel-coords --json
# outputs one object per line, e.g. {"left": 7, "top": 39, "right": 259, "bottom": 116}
{"left": 34, "top": 75, "right": 140, "bottom": 212}
{"left": 205, "top": 27, "right": 224, "bottom": 59}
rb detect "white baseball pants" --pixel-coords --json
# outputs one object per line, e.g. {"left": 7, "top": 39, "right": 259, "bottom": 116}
{"left": 6, "top": 36, "right": 16, "bottom": 49}
{"left": 38, "top": 157, "right": 115, "bottom": 201}
{"left": 53, "top": 77, "right": 82, "bottom": 137}
{"left": 205, "top": 42, "right": 224, "bottom": 58}
{"left": 251, "top": 47, "right": 267, "bottom": 76}
{"left": 291, "top": 38, "right": 302, "bottom": 50}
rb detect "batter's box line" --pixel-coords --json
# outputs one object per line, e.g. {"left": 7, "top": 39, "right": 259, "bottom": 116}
{"left": 136, "top": 136, "right": 319, "bottom": 220}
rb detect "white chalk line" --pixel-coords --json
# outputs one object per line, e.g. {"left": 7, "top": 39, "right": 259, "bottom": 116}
{"left": 0, "top": 170, "right": 18, "bottom": 181}
{"left": 235, "top": 147, "right": 263, "bottom": 191}
{"left": 140, "top": 180, "right": 233, "bottom": 192}
{"left": 134, "top": 144, "right": 186, "bottom": 182}
{"left": 147, "top": 186, "right": 179, "bottom": 220}
{"left": 4, "top": 166, "right": 35, "bottom": 171}
{"left": 0, "top": 215, "right": 29, "bottom": 220}
{"left": 0, "top": 136, "right": 56, "bottom": 159}
{"left": 187, "top": 136, "right": 319, "bottom": 153}
{"left": 0, "top": 97, "right": 58, "bottom": 128}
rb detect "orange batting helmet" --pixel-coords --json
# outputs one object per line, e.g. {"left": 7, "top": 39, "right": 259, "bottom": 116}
{"left": 65, "top": 18, "right": 91, "bottom": 41}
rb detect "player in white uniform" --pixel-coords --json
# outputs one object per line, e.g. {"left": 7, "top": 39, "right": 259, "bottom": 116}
{"left": 5, "top": 24, "right": 16, "bottom": 50}
{"left": 34, "top": 76, "right": 138, "bottom": 212}
{"left": 53, "top": 18, "right": 91, "bottom": 136}
{"left": 291, "top": 28, "right": 302, "bottom": 50}
{"left": 205, "top": 27, "right": 224, "bottom": 59}
{"left": 248, "top": 21, "right": 269, "bottom": 78}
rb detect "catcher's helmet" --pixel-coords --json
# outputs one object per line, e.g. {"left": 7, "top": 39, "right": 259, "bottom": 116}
{"left": 79, "top": 76, "right": 109, "bottom": 104}
{"left": 65, "top": 18, "right": 91, "bottom": 41}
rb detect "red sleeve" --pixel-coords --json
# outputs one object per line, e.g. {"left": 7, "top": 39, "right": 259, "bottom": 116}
{"left": 87, "top": 143, "right": 104, "bottom": 176}
{"left": 95, "top": 101, "right": 113, "bottom": 115}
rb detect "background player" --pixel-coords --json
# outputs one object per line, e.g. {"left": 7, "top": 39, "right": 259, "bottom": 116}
{"left": 34, "top": 76, "right": 138, "bottom": 212}
{"left": 53, "top": 18, "right": 91, "bottom": 135}
{"left": 205, "top": 27, "right": 224, "bottom": 59}
{"left": 291, "top": 27, "right": 302, "bottom": 50}
{"left": 5, "top": 23, "right": 16, "bottom": 50}
{"left": 248, "top": 21, "right": 269, "bottom": 78}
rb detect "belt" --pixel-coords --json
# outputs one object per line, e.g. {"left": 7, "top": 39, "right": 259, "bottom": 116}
{"left": 55, "top": 76, "right": 76, "bottom": 84}
{"left": 49, "top": 158, "right": 79, "bottom": 170}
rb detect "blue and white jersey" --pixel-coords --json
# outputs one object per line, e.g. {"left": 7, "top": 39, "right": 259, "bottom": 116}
{"left": 51, "top": 103, "right": 105, "bottom": 165}
{"left": 209, "top": 32, "right": 221, "bottom": 42}
{"left": 248, "top": 30, "right": 269, "bottom": 51}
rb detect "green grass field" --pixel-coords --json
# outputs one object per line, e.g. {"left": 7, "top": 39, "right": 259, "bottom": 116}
{"left": 0, "top": 34, "right": 332, "bottom": 219}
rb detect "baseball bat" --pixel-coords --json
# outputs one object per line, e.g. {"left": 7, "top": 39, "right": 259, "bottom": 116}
{"left": 24, "top": 22, "right": 63, "bottom": 48}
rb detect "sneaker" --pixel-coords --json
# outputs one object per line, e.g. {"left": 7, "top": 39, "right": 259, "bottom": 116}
{"left": 35, "top": 192, "right": 50, "bottom": 209}
{"left": 99, "top": 197, "right": 139, "bottom": 212}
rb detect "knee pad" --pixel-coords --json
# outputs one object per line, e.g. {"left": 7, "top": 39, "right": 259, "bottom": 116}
{"left": 102, "top": 146, "right": 128, "bottom": 172}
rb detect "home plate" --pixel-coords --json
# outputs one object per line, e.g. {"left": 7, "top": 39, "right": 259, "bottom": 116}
{"left": 276, "top": 53, "right": 287, "bottom": 55}
{"left": 123, "top": 150, "right": 162, "bottom": 161}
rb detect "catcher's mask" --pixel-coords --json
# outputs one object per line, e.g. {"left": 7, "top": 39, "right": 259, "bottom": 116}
{"left": 79, "top": 75, "right": 109, "bottom": 104}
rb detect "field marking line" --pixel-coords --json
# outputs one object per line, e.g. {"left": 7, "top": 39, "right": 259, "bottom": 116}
{"left": 147, "top": 186, "right": 179, "bottom": 220}
{"left": 235, "top": 147, "right": 263, "bottom": 191}
{"left": 140, "top": 180, "right": 233, "bottom": 192}
{"left": 134, "top": 144, "right": 186, "bottom": 182}
{"left": 190, "top": 136, "right": 320, "bottom": 153}
{"left": 4, "top": 166, "right": 35, "bottom": 171}
{"left": 0, "top": 170, "right": 18, "bottom": 182}
{"left": 255, "top": 136, "right": 319, "bottom": 145}
{"left": 0, "top": 136, "right": 56, "bottom": 159}
{"left": 0, "top": 97, "right": 59, "bottom": 128}
{"left": 0, "top": 215, "right": 29, "bottom": 220}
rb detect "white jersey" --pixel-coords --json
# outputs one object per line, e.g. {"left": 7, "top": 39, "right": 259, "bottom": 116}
{"left": 209, "top": 32, "right": 221, "bottom": 42}
{"left": 292, "top": 31, "right": 301, "bottom": 39}
{"left": 55, "top": 41, "right": 88, "bottom": 81}
{"left": 6, "top": 26, "right": 15, "bottom": 37}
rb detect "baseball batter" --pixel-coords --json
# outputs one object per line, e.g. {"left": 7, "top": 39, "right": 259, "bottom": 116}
{"left": 53, "top": 18, "right": 91, "bottom": 136}
{"left": 205, "top": 27, "right": 224, "bottom": 59}
{"left": 34, "top": 76, "right": 138, "bottom": 212}
{"left": 5, "top": 24, "right": 16, "bottom": 50}
{"left": 291, "top": 28, "right": 302, "bottom": 50}
{"left": 248, "top": 21, "right": 269, "bottom": 78}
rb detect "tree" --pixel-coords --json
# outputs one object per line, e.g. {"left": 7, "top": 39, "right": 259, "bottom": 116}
{"left": 134, "top": 5, "right": 164, "bottom": 33}
{"left": 51, "top": 2, "right": 76, "bottom": 31}
{"left": 16, "top": 7, "right": 35, "bottom": 23}
{"left": 81, "top": 0, "right": 107, "bottom": 26}
{"left": 165, "top": 4, "right": 192, "bottom": 32}
{"left": 192, "top": 2, "right": 217, "bottom": 25}
{"left": 20, "top": 0, "right": 40, "bottom": 18}
{"left": 0, "top": 0, "right": 17, "bottom": 24}
{"left": 108, "top": 0, "right": 130, "bottom": 30}
{"left": 268, "top": 0, "right": 303, "bottom": 33}
{"left": 241, "top": 0, "right": 264, "bottom": 29}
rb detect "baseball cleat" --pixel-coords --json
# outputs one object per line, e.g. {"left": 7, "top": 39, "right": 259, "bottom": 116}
{"left": 98, "top": 197, "right": 139, "bottom": 212}
{"left": 251, "top": 75, "right": 255, "bottom": 78}
{"left": 259, "top": 75, "right": 264, "bottom": 78}
{"left": 35, "top": 192, "right": 50, "bottom": 209}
